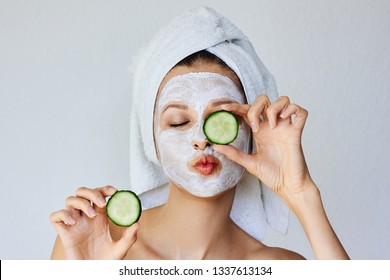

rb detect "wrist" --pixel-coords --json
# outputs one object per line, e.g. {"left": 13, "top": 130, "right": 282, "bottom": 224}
{"left": 284, "top": 181, "right": 323, "bottom": 219}
{"left": 284, "top": 181, "right": 350, "bottom": 259}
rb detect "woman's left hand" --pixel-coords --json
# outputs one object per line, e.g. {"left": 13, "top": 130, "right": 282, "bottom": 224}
{"left": 214, "top": 95, "right": 316, "bottom": 207}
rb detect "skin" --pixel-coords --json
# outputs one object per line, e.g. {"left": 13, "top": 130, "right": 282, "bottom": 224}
{"left": 50, "top": 61, "right": 349, "bottom": 260}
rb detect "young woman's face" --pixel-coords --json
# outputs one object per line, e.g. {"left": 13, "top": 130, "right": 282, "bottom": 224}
{"left": 154, "top": 64, "right": 251, "bottom": 197}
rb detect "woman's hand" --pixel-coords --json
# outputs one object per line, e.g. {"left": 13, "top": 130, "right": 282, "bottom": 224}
{"left": 215, "top": 95, "right": 349, "bottom": 259}
{"left": 50, "top": 185, "right": 139, "bottom": 260}
{"left": 214, "top": 95, "right": 315, "bottom": 207}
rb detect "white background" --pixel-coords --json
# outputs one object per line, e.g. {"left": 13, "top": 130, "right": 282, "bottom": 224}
{"left": 3, "top": 260, "right": 390, "bottom": 279}
{"left": 1, "top": 0, "right": 389, "bottom": 259}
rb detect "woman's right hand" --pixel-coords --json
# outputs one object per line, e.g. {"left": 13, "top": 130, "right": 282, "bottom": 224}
{"left": 50, "top": 185, "right": 139, "bottom": 260}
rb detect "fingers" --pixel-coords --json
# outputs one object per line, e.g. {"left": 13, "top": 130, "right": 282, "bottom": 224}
{"left": 220, "top": 103, "right": 250, "bottom": 117}
{"left": 112, "top": 223, "right": 140, "bottom": 260}
{"left": 64, "top": 185, "right": 117, "bottom": 218}
{"left": 220, "top": 103, "right": 251, "bottom": 125}
{"left": 266, "top": 96, "right": 290, "bottom": 129}
{"left": 262, "top": 95, "right": 308, "bottom": 131}
{"left": 221, "top": 95, "right": 273, "bottom": 132}
{"left": 65, "top": 196, "right": 97, "bottom": 218}
{"left": 247, "top": 95, "right": 270, "bottom": 132}
{"left": 75, "top": 185, "right": 117, "bottom": 208}
{"left": 50, "top": 209, "right": 76, "bottom": 225}
{"left": 54, "top": 185, "right": 118, "bottom": 222}
{"left": 214, "top": 144, "right": 255, "bottom": 173}
{"left": 221, "top": 94, "right": 308, "bottom": 135}
{"left": 220, "top": 97, "right": 270, "bottom": 132}
{"left": 280, "top": 103, "right": 309, "bottom": 131}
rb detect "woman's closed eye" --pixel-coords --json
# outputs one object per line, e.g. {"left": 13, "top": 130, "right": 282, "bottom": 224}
{"left": 169, "top": 120, "right": 190, "bottom": 128}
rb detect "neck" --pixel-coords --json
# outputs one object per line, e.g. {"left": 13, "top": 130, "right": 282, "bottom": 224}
{"left": 151, "top": 183, "right": 236, "bottom": 259}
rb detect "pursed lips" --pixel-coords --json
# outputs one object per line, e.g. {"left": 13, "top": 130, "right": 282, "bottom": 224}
{"left": 193, "top": 155, "right": 220, "bottom": 176}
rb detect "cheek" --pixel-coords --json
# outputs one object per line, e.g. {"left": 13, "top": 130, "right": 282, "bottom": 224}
{"left": 157, "top": 129, "right": 195, "bottom": 163}
{"left": 231, "top": 122, "right": 251, "bottom": 151}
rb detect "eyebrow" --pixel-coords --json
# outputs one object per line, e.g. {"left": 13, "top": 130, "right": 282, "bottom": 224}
{"left": 210, "top": 100, "right": 236, "bottom": 107}
{"left": 162, "top": 104, "right": 189, "bottom": 114}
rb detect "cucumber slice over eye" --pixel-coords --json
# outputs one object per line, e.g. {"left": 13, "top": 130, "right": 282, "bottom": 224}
{"left": 106, "top": 190, "right": 141, "bottom": 227}
{"left": 203, "top": 110, "right": 239, "bottom": 145}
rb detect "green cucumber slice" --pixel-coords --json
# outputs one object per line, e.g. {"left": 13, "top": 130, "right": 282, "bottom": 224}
{"left": 106, "top": 190, "right": 141, "bottom": 227}
{"left": 203, "top": 110, "right": 239, "bottom": 145}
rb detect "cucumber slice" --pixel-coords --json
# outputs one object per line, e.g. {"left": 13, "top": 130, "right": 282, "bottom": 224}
{"left": 106, "top": 190, "right": 141, "bottom": 227}
{"left": 203, "top": 110, "right": 239, "bottom": 145}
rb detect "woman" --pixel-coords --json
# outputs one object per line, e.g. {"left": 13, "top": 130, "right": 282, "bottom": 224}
{"left": 50, "top": 7, "right": 349, "bottom": 260}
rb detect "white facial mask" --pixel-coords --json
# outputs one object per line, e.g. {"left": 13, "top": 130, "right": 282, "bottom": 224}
{"left": 156, "top": 72, "right": 251, "bottom": 197}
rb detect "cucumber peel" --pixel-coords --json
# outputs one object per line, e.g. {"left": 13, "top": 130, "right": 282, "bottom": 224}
{"left": 106, "top": 190, "right": 141, "bottom": 227}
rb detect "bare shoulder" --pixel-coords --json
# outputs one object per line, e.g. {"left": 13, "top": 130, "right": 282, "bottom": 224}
{"left": 230, "top": 223, "right": 305, "bottom": 260}
{"left": 248, "top": 245, "right": 305, "bottom": 260}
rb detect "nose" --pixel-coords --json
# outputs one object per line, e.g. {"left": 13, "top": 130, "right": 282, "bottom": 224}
{"left": 192, "top": 139, "right": 211, "bottom": 150}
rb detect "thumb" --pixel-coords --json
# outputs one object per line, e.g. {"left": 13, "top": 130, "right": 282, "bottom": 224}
{"left": 214, "top": 145, "right": 255, "bottom": 172}
{"left": 112, "top": 222, "right": 139, "bottom": 260}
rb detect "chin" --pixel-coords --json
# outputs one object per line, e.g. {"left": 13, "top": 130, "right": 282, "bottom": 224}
{"left": 176, "top": 182, "right": 236, "bottom": 198}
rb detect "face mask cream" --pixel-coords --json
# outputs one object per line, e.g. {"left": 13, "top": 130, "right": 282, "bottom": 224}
{"left": 156, "top": 72, "right": 251, "bottom": 197}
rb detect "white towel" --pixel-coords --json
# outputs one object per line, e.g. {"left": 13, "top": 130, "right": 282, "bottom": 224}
{"left": 129, "top": 6, "right": 289, "bottom": 241}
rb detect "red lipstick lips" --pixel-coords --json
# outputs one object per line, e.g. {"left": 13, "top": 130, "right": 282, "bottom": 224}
{"left": 193, "top": 155, "right": 219, "bottom": 176}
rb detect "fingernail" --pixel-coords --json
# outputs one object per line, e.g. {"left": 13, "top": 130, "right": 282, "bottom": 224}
{"left": 109, "top": 186, "right": 118, "bottom": 192}
{"left": 250, "top": 121, "right": 259, "bottom": 132}
{"left": 88, "top": 206, "right": 97, "bottom": 217}
{"left": 98, "top": 197, "right": 106, "bottom": 207}
{"left": 269, "top": 119, "right": 276, "bottom": 129}
{"left": 66, "top": 217, "right": 76, "bottom": 225}
{"left": 280, "top": 108, "right": 289, "bottom": 118}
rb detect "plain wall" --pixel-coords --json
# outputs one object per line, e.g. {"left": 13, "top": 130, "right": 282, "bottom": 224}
{"left": 1, "top": 0, "right": 389, "bottom": 259}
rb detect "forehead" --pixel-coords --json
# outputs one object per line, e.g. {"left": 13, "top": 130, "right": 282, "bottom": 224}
{"left": 158, "top": 72, "right": 244, "bottom": 107}
{"left": 157, "top": 63, "right": 243, "bottom": 98}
